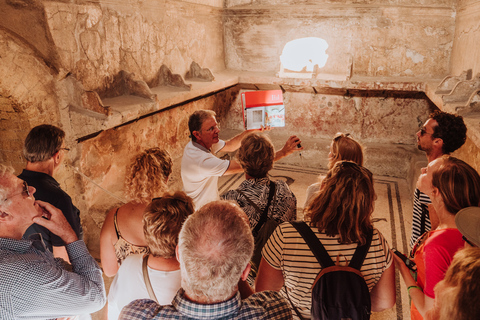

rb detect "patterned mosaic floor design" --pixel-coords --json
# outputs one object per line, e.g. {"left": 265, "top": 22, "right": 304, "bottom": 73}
{"left": 219, "top": 164, "right": 414, "bottom": 320}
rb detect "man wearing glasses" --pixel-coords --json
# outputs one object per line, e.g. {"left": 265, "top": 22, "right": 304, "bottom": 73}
{"left": 410, "top": 111, "right": 467, "bottom": 247}
{"left": 18, "top": 124, "right": 82, "bottom": 261}
{"left": 181, "top": 110, "right": 302, "bottom": 209}
{"left": 0, "top": 164, "right": 106, "bottom": 318}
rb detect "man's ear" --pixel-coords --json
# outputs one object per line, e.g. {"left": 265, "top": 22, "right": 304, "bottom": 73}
{"left": 240, "top": 263, "right": 251, "bottom": 281}
{"left": 192, "top": 130, "right": 201, "bottom": 142}
{"left": 53, "top": 151, "right": 61, "bottom": 164}
{"left": 175, "top": 245, "right": 180, "bottom": 262}
{"left": 433, "top": 137, "right": 444, "bottom": 151}
{"left": 0, "top": 209, "right": 11, "bottom": 221}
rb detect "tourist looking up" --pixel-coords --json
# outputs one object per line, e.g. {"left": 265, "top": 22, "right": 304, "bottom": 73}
{"left": 19, "top": 124, "right": 82, "bottom": 261}
{"left": 410, "top": 111, "right": 467, "bottom": 247}
{"left": 108, "top": 191, "right": 194, "bottom": 319}
{"left": 100, "top": 147, "right": 172, "bottom": 277}
{"left": 120, "top": 200, "right": 292, "bottom": 320}
{"left": 304, "top": 132, "right": 364, "bottom": 208}
{"left": 256, "top": 161, "right": 395, "bottom": 319}
{"left": 0, "top": 164, "right": 106, "bottom": 318}
{"left": 395, "top": 156, "right": 480, "bottom": 320}
{"left": 222, "top": 133, "right": 297, "bottom": 279}
{"left": 181, "top": 109, "right": 302, "bottom": 209}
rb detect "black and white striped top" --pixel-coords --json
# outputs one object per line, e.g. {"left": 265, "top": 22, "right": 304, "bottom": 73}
{"left": 262, "top": 222, "right": 392, "bottom": 319}
{"left": 222, "top": 178, "right": 297, "bottom": 229}
{"left": 410, "top": 188, "right": 432, "bottom": 248}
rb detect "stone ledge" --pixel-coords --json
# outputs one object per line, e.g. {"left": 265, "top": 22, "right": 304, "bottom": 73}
{"left": 74, "top": 70, "right": 479, "bottom": 150}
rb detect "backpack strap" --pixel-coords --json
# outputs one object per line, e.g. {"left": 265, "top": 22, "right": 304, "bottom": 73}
{"left": 238, "top": 181, "right": 276, "bottom": 237}
{"left": 290, "top": 221, "right": 334, "bottom": 268}
{"left": 348, "top": 229, "right": 374, "bottom": 270}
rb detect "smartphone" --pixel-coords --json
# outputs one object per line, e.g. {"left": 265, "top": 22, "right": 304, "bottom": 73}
{"left": 393, "top": 249, "right": 417, "bottom": 272}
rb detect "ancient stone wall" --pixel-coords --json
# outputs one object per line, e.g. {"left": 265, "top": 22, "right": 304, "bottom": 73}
{"left": 43, "top": 0, "right": 225, "bottom": 92}
{"left": 450, "top": 0, "right": 480, "bottom": 77}
{"left": 224, "top": 1, "right": 456, "bottom": 78}
{"left": 77, "top": 88, "right": 239, "bottom": 257}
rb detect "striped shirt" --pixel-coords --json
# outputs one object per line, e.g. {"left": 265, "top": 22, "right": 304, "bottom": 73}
{"left": 262, "top": 222, "right": 392, "bottom": 319}
{"left": 409, "top": 188, "right": 432, "bottom": 248}
{"left": 222, "top": 177, "right": 297, "bottom": 230}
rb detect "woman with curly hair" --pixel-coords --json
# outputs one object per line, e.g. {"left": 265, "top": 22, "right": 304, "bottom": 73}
{"left": 107, "top": 191, "right": 194, "bottom": 319}
{"left": 304, "top": 132, "right": 364, "bottom": 207}
{"left": 100, "top": 147, "right": 173, "bottom": 277}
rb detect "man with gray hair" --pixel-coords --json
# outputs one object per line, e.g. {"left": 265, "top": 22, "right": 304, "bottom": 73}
{"left": 0, "top": 164, "right": 106, "bottom": 318}
{"left": 19, "top": 124, "right": 82, "bottom": 261}
{"left": 181, "top": 109, "right": 302, "bottom": 209}
{"left": 120, "top": 200, "right": 292, "bottom": 319}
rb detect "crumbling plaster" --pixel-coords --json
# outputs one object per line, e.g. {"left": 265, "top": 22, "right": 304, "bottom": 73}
{"left": 43, "top": 0, "right": 225, "bottom": 92}
{"left": 450, "top": 0, "right": 480, "bottom": 77}
{"left": 77, "top": 89, "right": 239, "bottom": 257}
{"left": 224, "top": 1, "right": 456, "bottom": 78}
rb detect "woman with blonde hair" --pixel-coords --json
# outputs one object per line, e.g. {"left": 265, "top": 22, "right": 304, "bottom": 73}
{"left": 257, "top": 161, "right": 395, "bottom": 318}
{"left": 107, "top": 191, "right": 194, "bottom": 319}
{"left": 100, "top": 147, "right": 173, "bottom": 277}
{"left": 304, "top": 132, "right": 364, "bottom": 207}
{"left": 395, "top": 156, "right": 480, "bottom": 320}
{"left": 426, "top": 247, "right": 480, "bottom": 320}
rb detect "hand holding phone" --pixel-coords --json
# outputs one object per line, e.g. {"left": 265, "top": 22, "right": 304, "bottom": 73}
{"left": 393, "top": 249, "right": 417, "bottom": 272}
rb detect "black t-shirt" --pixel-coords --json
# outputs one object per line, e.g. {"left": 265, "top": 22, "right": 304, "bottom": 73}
{"left": 18, "top": 169, "right": 83, "bottom": 252}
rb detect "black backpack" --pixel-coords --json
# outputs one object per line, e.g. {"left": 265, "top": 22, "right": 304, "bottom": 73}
{"left": 290, "top": 221, "right": 373, "bottom": 320}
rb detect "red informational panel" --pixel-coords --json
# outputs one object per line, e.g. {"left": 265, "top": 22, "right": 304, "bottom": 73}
{"left": 241, "top": 90, "right": 285, "bottom": 130}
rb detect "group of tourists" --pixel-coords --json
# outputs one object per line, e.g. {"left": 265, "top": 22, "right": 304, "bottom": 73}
{"left": 1, "top": 108, "right": 479, "bottom": 320}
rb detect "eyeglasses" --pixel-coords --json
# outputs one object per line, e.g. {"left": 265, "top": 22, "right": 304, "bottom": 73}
{"left": 204, "top": 124, "right": 220, "bottom": 133}
{"left": 4, "top": 181, "right": 30, "bottom": 202}
{"left": 419, "top": 127, "right": 434, "bottom": 136}
{"left": 410, "top": 231, "right": 430, "bottom": 258}
{"left": 463, "top": 235, "right": 476, "bottom": 247}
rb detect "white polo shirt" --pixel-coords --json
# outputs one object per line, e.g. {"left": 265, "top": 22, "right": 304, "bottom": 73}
{"left": 181, "top": 140, "right": 230, "bottom": 209}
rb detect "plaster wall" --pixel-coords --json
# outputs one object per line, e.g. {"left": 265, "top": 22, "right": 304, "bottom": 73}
{"left": 450, "top": 0, "right": 480, "bottom": 77}
{"left": 78, "top": 86, "right": 432, "bottom": 257}
{"left": 0, "top": 0, "right": 226, "bottom": 169}
{"left": 224, "top": 1, "right": 456, "bottom": 78}
{"left": 77, "top": 88, "right": 239, "bottom": 257}
{"left": 43, "top": 0, "right": 225, "bottom": 92}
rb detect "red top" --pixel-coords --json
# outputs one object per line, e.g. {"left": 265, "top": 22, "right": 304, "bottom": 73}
{"left": 410, "top": 228, "right": 464, "bottom": 320}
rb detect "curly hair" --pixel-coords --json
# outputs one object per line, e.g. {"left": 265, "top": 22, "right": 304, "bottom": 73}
{"left": 306, "top": 161, "right": 375, "bottom": 245}
{"left": 143, "top": 191, "right": 194, "bottom": 258}
{"left": 435, "top": 247, "right": 480, "bottom": 320}
{"left": 188, "top": 110, "right": 216, "bottom": 142}
{"left": 431, "top": 156, "right": 480, "bottom": 214}
{"left": 178, "top": 201, "right": 254, "bottom": 303}
{"left": 328, "top": 132, "right": 364, "bottom": 170}
{"left": 430, "top": 110, "right": 467, "bottom": 154}
{"left": 237, "top": 133, "right": 275, "bottom": 178}
{"left": 124, "top": 148, "right": 173, "bottom": 203}
{"left": 23, "top": 124, "right": 65, "bottom": 162}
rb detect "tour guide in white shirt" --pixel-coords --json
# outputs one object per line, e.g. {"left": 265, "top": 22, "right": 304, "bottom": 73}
{"left": 181, "top": 110, "right": 303, "bottom": 209}
{"left": 0, "top": 164, "right": 106, "bottom": 319}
